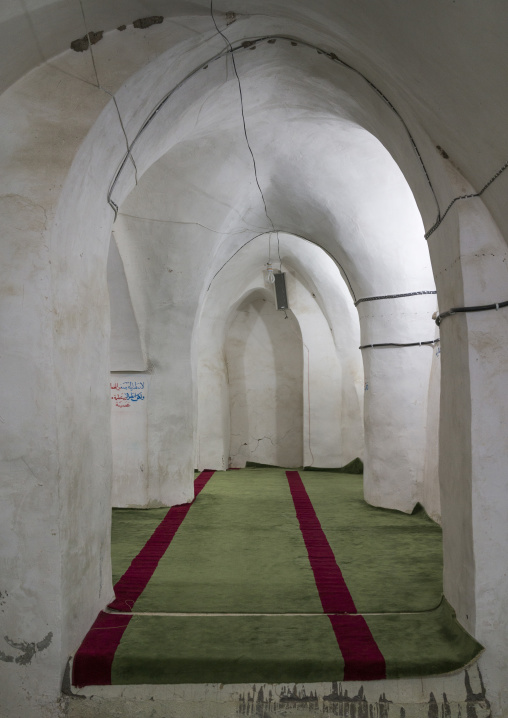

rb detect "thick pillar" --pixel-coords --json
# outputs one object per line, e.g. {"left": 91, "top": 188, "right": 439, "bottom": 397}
{"left": 433, "top": 197, "right": 508, "bottom": 714}
{"left": 359, "top": 294, "right": 437, "bottom": 512}
{"left": 0, "top": 63, "right": 119, "bottom": 717}
{"left": 112, "top": 213, "right": 208, "bottom": 508}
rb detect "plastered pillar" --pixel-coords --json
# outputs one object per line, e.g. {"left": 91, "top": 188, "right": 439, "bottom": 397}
{"left": 359, "top": 294, "right": 437, "bottom": 512}
{"left": 112, "top": 213, "right": 205, "bottom": 509}
{"left": 433, "top": 196, "right": 508, "bottom": 714}
{"left": 146, "top": 357, "right": 195, "bottom": 506}
{"left": 422, "top": 331, "right": 441, "bottom": 523}
{"left": 0, "top": 62, "right": 119, "bottom": 717}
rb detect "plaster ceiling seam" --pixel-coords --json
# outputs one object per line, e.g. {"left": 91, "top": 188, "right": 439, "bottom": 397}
{"left": 77, "top": 0, "right": 100, "bottom": 87}
{"left": 117, "top": 211, "right": 260, "bottom": 237}
{"left": 77, "top": 0, "right": 139, "bottom": 187}
{"left": 104, "top": 34, "right": 440, "bottom": 231}
{"left": 424, "top": 159, "right": 508, "bottom": 239}
{"left": 355, "top": 290, "right": 437, "bottom": 306}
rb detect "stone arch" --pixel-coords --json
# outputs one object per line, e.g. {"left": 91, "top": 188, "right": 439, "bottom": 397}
{"left": 194, "top": 232, "right": 365, "bottom": 472}
{"left": 1, "top": 9, "right": 508, "bottom": 715}
{"left": 2, "top": 38, "right": 439, "bottom": 689}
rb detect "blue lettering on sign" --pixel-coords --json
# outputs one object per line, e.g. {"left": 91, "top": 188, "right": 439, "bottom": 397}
{"left": 124, "top": 392, "right": 145, "bottom": 402}
{"left": 121, "top": 381, "right": 145, "bottom": 390}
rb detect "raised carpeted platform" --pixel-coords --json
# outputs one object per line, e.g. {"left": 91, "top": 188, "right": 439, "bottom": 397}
{"left": 72, "top": 468, "right": 482, "bottom": 688}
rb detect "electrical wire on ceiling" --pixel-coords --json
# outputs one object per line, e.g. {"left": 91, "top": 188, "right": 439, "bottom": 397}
{"left": 105, "top": 32, "right": 442, "bottom": 228}
{"left": 210, "top": 1, "right": 275, "bottom": 232}
{"left": 205, "top": 230, "right": 356, "bottom": 302}
{"left": 101, "top": 18, "right": 508, "bottom": 244}
{"left": 425, "top": 160, "right": 508, "bottom": 239}
{"left": 355, "top": 290, "right": 436, "bottom": 306}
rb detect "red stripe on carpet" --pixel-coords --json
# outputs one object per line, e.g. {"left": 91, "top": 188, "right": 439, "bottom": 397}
{"left": 286, "top": 470, "right": 385, "bottom": 680}
{"left": 286, "top": 470, "right": 356, "bottom": 614}
{"left": 109, "top": 470, "right": 215, "bottom": 612}
{"left": 72, "top": 611, "right": 132, "bottom": 688}
{"left": 328, "top": 615, "right": 386, "bottom": 680}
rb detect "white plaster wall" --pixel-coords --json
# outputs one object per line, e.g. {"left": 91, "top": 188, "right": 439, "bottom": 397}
{"left": 422, "top": 327, "right": 441, "bottom": 523}
{"left": 108, "top": 236, "right": 151, "bottom": 507}
{"left": 284, "top": 271, "right": 351, "bottom": 468}
{"left": 195, "top": 275, "right": 264, "bottom": 474}
{"left": 227, "top": 290, "right": 304, "bottom": 468}
{"left": 110, "top": 373, "right": 149, "bottom": 507}
{"left": 278, "top": 240, "right": 365, "bottom": 465}
{"left": 1, "top": 5, "right": 508, "bottom": 715}
{"left": 108, "top": 235, "right": 146, "bottom": 372}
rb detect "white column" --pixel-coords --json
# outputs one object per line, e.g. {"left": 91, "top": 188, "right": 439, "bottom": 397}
{"left": 359, "top": 294, "right": 437, "bottom": 512}
{"left": 433, "top": 197, "right": 508, "bottom": 714}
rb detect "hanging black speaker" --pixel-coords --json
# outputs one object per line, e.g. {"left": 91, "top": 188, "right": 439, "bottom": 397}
{"left": 274, "top": 272, "right": 289, "bottom": 310}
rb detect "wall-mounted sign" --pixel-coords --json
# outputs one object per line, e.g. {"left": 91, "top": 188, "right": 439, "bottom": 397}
{"left": 110, "top": 379, "right": 145, "bottom": 408}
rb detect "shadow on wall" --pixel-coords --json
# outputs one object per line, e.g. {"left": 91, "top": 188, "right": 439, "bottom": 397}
{"left": 226, "top": 290, "right": 303, "bottom": 468}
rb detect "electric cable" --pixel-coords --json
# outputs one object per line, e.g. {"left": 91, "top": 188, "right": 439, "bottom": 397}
{"left": 277, "top": 231, "right": 282, "bottom": 271}
{"left": 355, "top": 290, "right": 436, "bottom": 306}
{"left": 107, "top": 43, "right": 233, "bottom": 218}
{"left": 206, "top": 230, "right": 356, "bottom": 302}
{"left": 425, "top": 160, "right": 508, "bottom": 240}
{"left": 210, "top": 3, "right": 275, "bottom": 231}
{"left": 105, "top": 33, "right": 439, "bottom": 230}
{"left": 359, "top": 339, "right": 439, "bottom": 349}
{"left": 103, "top": 28, "right": 507, "bottom": 239}
{"left": 434, "top": 300, "right": 508, "bottom": 326}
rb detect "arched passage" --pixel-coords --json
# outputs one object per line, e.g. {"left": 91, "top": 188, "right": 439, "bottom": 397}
{"left": 226, "top": 288, "right": 304, "bottom": 468}
{"left": 1, "top": 7, "right": 508, "bottom": 715}
{"left": 194, "top": 232, "right": 365, "bottom": 472}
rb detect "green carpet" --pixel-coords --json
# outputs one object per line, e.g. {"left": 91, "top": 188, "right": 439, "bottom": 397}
{"left": 301, "top": 473, "right": 443, "bottom": 612}
{"left": 110, "top": 601, "right": 481, "bottom": 684}
{"left": 129, "top": 469, "right": 323, "bottom": 613}
{"left": 112, "top": 468, "right": 442, "bottom": 613}
{"left": 365, "top": 600, "right": 482, "bottom": 679}
{"left": 100, "top": 468, "right": 483, "bottom": 685}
